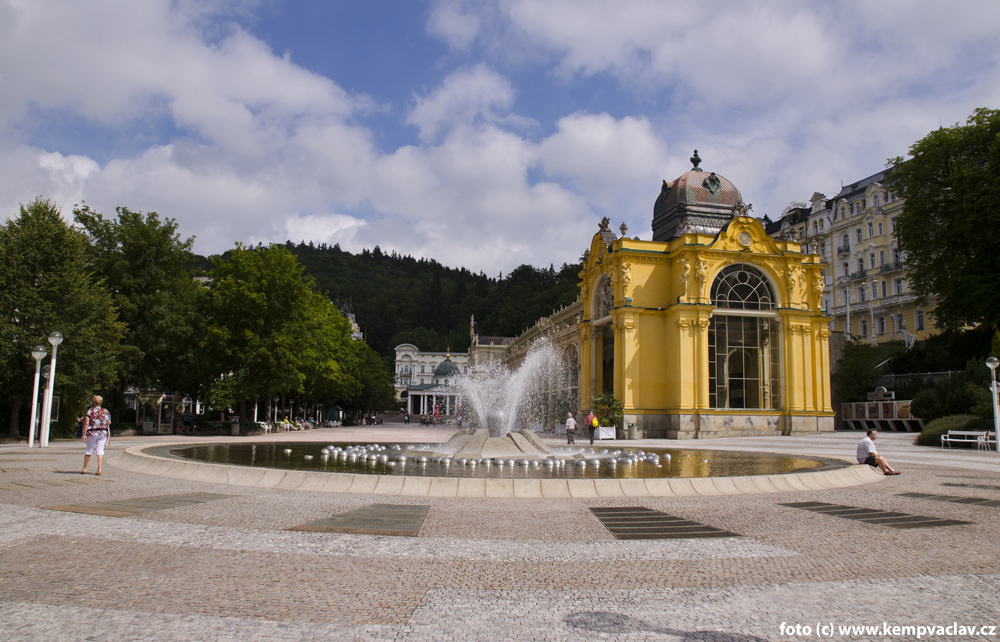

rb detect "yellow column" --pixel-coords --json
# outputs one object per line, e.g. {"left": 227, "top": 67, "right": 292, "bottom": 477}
{"left": 802, "top": 324, "right": 814, "bottom": 411}
{"left": 781, "top": 316, "right": 802, "bottom": 411}
{"left": 694, "top": 313, "right": 711, "bottom": 410}
{"left": 612, "top": 321, "right": 622, "bottom": 401}
{"left": 578, "top": 325, "right": 594, "bottom": 409}
{"left": 818, "top": 326, "right": 833, "bottom": 412}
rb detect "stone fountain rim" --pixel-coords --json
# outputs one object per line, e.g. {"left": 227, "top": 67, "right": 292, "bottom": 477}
{"left": 109, "top": 440, "right": 885, "bottom": 498}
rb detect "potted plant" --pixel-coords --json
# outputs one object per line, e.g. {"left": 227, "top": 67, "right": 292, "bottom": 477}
{"left": 591, "top": 391, "right": 624, "bottom": 438}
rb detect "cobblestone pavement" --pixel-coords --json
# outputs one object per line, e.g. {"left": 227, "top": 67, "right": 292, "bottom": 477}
{"left": 2, "top": 429, "right": 999, "bottom": 641}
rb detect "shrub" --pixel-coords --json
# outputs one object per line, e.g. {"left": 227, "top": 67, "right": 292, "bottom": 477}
{"left": 917, "top": 414, "right": 993, "bottom": 447}
{"left": 910, "top": 358, "right": 992, "bottom": 421}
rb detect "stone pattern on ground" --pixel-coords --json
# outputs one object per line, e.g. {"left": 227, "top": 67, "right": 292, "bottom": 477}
{"left": 2, "top": 430, "right": 999, "bottom": 641}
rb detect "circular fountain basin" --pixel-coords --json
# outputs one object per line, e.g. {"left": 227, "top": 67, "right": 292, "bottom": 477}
{"left": 157, "top": 441, "right": 844, "bottom": 479}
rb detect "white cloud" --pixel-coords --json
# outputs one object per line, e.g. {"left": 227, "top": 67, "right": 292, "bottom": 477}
{"left": 262, "top": 212, "right": 367, "bottom": 250}
{"left": 427, "top": 0, "right": 482, "bottom": 50}
{"left": 536, "top": 112, "right": 670, "bottom": 210}
{"left": 3, "top": 0, "right": 1000, "bottom": 279}
{"left": 406, "top": 65, "right": 524, "bottom": 142}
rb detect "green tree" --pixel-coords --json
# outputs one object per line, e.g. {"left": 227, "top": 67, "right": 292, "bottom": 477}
{"left": 343, "top": 346, "right": 397, "bottom": 414}
{"left": 910, "top": 358, "right": 993, "bottom": 421}
{"left": 202, "top": 244, "right": 360, "bottom": 424}
{"left": 832, "top": 340, "right": 904, "bottom": 402}
{"left": 74, "top": 205, "right": 206, "bottom": 419}
{"left": 0, "top": 198, "right": 125, "bottom": 437}
{"left": 887, "top": 107, "right": 1000, "bottom": 330}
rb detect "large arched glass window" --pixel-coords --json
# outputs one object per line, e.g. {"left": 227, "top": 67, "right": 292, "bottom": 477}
{"left": 593, "top": 275, "right": 614, "bottom": 319}
{"left": 709, "top": 265, "right": 781, "bottom": 410}
{"left": 711, "top": 264, "right": 776, "bottom": 310}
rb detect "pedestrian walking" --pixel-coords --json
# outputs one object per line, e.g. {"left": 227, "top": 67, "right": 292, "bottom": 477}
{"left": 565, "top": 412, "right": 577, "bottom": 444}
{"left": 81, "top": 395, "right": 111, "bottom": 476}
{"left": 584, "top": 409, "right": 597, "bottom": 445}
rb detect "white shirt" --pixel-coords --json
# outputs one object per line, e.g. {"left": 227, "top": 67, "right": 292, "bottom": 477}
{"left": 857, "top": 436, "right": 877, "bottom": 463}
{"left": 565, "top": 417, "right": 576, "bottom": 431}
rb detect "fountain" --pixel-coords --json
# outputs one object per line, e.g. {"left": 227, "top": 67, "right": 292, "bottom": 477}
{"left": 150, "top": 341, "right": 851, "bottom": 483}
{"left": 456, "top": 340, "right": 559, "bottom": 438}
{"left": 400, "top": 339, "right": 563, "bottom": 461}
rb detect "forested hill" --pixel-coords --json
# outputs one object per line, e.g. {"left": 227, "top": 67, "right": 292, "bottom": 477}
{"left": 281, "top": 242, "right": 581, "bottom": 359}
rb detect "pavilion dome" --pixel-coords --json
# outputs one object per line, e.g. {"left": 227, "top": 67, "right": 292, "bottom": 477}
{"left": 652, "top": 150, "right": 744, "bottom": 242}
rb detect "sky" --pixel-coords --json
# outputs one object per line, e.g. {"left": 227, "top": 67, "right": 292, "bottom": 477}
{"left": 2, "top": 0, "right": 999, "bottom": 276}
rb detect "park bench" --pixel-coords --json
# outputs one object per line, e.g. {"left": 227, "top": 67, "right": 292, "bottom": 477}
{"left": 941, "top": 430, "right": 996, "bottom": 450}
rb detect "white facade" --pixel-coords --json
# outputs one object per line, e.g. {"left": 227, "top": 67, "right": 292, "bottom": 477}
{"left": 393, "top": 344, "right": 469, "bottom": 417}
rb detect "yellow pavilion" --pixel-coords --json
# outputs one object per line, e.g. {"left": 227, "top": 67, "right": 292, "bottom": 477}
{"left": 575, "top": 152, "right": 835, "bottom": 438}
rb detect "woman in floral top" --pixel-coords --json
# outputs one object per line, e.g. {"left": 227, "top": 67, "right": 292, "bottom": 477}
{"left": 81, "top": 395, "right": 111, "bottom": 475}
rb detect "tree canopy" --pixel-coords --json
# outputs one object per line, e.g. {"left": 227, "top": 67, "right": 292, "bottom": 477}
{"left": 1, "top": 197, "right": 583, "bottom": 437}
{"left": 75, "top": 205, "right": 206, "bottom": 418}
{"left": 287, "top": 241, "right": 581, "bottom": 358}
{"left": 0, "top": 198, "right": 125, "bottom": 436}
{"left": 887, "top": 107, "right": 1000, "bottom": 331}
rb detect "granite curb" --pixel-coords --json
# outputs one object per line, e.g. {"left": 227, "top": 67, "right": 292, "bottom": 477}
{"left": 112, "top": 441, "right": 884, "bottom": 498}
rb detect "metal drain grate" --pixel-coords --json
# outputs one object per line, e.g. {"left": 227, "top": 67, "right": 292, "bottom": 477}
{"left": 940, "top": 482, "right": 1000, "bottom": 492}
{"left": 0, "top": 475, "right": 108, "bottom": 490}
{"left": 897, "top": 492, "right": 1000, "bottom": 507}
{"left": 45, "top": 492, "right": 234, "bottom": 517}
{"left": 779, "top": 501, "right": 972, "bottom": 529}
{"left": 589, "top": 507, "right": 739, "bottom": 540}
{"left": 288, "top": 504, "right": 430, "bottom": 536}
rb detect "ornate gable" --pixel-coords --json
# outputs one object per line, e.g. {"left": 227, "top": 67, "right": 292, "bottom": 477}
{"left": 708, "top": 215, "right": 782, "bottom": 255}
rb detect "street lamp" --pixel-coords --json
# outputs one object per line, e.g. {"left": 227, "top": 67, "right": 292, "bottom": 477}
{"left": 39, "top": 331, "right": 63, "bottom": 448}
{"left": 27, "top": 345, "right": 47, "bottom": 448}
{"left": 988, "top": 357, "right": 999, "bottom": 453}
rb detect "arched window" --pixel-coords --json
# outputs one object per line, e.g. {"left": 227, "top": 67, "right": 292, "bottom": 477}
{"left": 593, "top": 275, "right": 614, "bottom": 319}
{"left": 711, "top": 264, "right": 776, "bottom": 310}
{"left": 709, "top": 265, "right": 780, "bottom": 410}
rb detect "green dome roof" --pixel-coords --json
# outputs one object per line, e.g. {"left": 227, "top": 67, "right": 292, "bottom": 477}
{"left": 434, "top": 358, "right": 460, "bottom": 378}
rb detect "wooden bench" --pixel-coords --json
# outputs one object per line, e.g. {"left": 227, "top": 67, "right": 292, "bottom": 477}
{"left": 941, "top": 430, "right": 996, "bottom": 450}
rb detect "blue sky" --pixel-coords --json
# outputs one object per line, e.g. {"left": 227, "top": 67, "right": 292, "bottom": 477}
{"left": 2, "top": 0, "right": 999, "bottom": 275}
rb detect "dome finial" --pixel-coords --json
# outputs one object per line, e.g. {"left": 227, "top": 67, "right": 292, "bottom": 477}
{"left": 690, "top": 149, "right": 702, "bottom": 170}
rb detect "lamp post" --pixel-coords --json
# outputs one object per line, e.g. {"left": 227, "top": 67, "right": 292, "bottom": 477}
{"left": 988, "top": 357, "right": 999, "bottom": 453}
{"left": 27, "top": 345, "right": 47, "bottom": 448}
{"left": 39, "top": 331, "right": 63, "bottom": 448}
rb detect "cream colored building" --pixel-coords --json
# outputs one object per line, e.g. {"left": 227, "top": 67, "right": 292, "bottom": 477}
{"left": 768, "top": 171, "right": 939, "bottom": 345}
{"left": 825, "top": 171, "right": 936, "bottom": 344}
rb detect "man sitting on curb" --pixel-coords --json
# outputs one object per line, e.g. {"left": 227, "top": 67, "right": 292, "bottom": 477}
{"left": 857, "top": 429, "right": 901, "bottom": 475}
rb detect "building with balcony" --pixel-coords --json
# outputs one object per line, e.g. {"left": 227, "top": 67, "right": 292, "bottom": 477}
{"left": 823, "top": 171, "right": 937, "bottom": 346}
{"left": 765, "top": 170, "right": 940, "bottom": 346}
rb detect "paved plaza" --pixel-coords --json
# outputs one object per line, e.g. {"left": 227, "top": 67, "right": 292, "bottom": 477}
{"left": 2, "top": 428, "right": 999, "bottom": 641}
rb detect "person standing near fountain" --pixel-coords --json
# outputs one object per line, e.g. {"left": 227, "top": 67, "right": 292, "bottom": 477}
{"left": 565, "top": 413, "right": 577, "bottom": 444}
{"left": 585, "top": 409, "right": 597, "bottom": 445}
